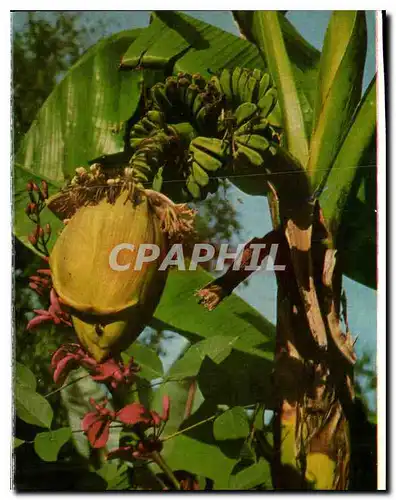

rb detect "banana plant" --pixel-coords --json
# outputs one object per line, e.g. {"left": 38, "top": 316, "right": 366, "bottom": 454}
{"left": 13, "top": 11, "right": 376, "bottom": 490}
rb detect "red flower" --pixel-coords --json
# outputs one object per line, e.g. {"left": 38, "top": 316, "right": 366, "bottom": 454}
{"left": 91, "top": 357, "right": 140, "bottom": 390}
{"left": 27, "top": 288, "right": 72, "bottom": 330}
{"left": 115, "top": 395, "right": 170, "bottom": 429}
{"left": 117, "top": 402, "right": 152, "bottom": 426}
{"left": 106, "top": 395, "right": 171, "bottom": 460}
{"left": 51, "top": 343, "right": 140, "bottom": 389}
{"left": 51, "top": 344, "right": 97, "bottom": 384}
{"left": 81, "top": 398, "right": 116, "bottom": 448}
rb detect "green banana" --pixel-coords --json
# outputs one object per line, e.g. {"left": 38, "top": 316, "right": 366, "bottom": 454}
{"left": 219, "top": 68, "right": 233, "bottom": 102}
{"left": 234, "top": 143, "right": 264, "bottom": 168}
{"left": 234, "top": 102, "right": 258, "bottom": 127}
{"left": 130, "top": 137, "right": 146, "bottom": 149}
{"left": 235, "top": 134, "right": 270, "bottom": 156}
{"left": 177, "top": 76, "right": 191, "bottom": 104}
{"left": 235, "top": 118, "right": 269, "bottom": 137}
{"left": 186, "top": 176, "right": 201, "bottom": 199}
{"left": 192, "top": 73, "right": 206, "bottom": 90}
{"left": 258, "top": 73, "right": 271, "bottom": 100}
{"left": 231, "top": 67, "right": 242, "bottom": 102}
{"left": 190, "top": 136, "right": 230, "bottom": 161}
{"left": 165, "top": 76, "right": 178, "bottom": 102}
{"left": 141, "top": 117, "right": 159, "bottom": 132}
{"left": 152, "top": 166, "right": 164, "bottom": 192}
{"left": 252, "top": 68, "right": 262, "bottom": 82}
{"left": 244, "top": 75, "right": 260, "bottom": 103}
{"left": 151, "top": 83, "right": 173, "bottom": 114}
{"left": 257, "top": 88, "right": 277, "bottom": 117}
{"left": 209, "top": 75, "right": 222, "bottom": 95}
{"left": 185, "top": 84, "right": 200, "bottom": 113}
{"left": 147, "top": 110, "right": 165, "bottom": 127}
{"left": 195, "top": 106, "right": 210, "bottom": 133}
{"left": 192, "top": 92, "right": 206, "bottom": 118}
{"left": 192, "top": 161, "right": 210, "bottom": 186}
{"left": 237, "top": 69, "right": 250, "bottom": 103}
{"left": 190, "top": 147, "right": 224, "bottom": 172}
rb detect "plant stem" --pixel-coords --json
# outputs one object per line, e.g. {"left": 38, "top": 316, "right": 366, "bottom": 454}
{"left": 162, "top": 413, "right": 219, "bottom": 442}
{"left": 45, "top": 374, "right": 90, "bottom": 398}
{"left": 151, "top": 451, "right": 181, "bottom": 490}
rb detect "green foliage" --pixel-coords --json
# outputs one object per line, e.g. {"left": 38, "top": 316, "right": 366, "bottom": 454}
{"left": 123, "top": 342, "right": 164, "bottom": 381}
{"left": 15, "top": 383, "right": 53, "bottom": 428}
{"left": 96, "top": 463, "right": 131, "bottom": 490}
{"left": 12, "top": 13, "right": 89, "bottom": 148}
{"left": 13, "top": 438, "right": 25, "bottom": 449}
{"left": 34, "top": 428, "right": 72, "bottom": 461}
{"left": 15, "top": 362, "right": 37, "bottom": 390}
{"left": 167, "top": 336, "right": 238, "bottom": 379}
{"left": 229, "top": 459, "right": 271, "bottom": 489}
{"left": 308, "top": 11, "right": 367, "bottom": 186}
{"left": 213, "top": 406, "right": 250, "bottom": 440}
{"left": 123, "top": 11, "right": 266, "bottom": 77}
{"left": 320, "top": 76, "right": 376, "bottom": 288}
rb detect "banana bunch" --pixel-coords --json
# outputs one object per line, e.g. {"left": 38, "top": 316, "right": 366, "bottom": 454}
{"left": 128, "top": 131, "right": 176, "bottom": 186}
{"left": 123, "top": 66, "right": 284, "bottom": 200}
{"left": 150, "top": 72, "right": 223, "bottom": 137}
{"left": 129, "top": 110, "right": 167, "bottom": 150}
{"left": 185, "top": 136, "right": 231, "bottom": 199}
{"left": 210, "top": 67, "right": 281, "bottom": 127}
{"left": 230, "top": 101, "right": 277, "bottom": 170}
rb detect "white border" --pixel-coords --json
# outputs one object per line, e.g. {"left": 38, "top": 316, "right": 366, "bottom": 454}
{"left": 376, "top": 11, "right": 386, "bottom": 491}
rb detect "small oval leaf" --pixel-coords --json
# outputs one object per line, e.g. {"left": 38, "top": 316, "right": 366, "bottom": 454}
{"left": 34, "top": 427, "right": 72, "bottom": 462}
{"left": 15, "top": 362, "right": 37, "bottom": 391}
{"left": 15, "top": 385, "right": 53, "bottom": 428}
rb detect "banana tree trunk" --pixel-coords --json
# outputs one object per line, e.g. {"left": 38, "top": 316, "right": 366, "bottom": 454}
{"left": 269, "top": 192, "right": 356, "bottom": 490}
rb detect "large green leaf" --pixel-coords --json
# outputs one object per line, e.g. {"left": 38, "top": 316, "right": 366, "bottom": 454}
{"left": 16, "top": 29, "right": 143, "bottom": 182}
{"left": 14, "top": 29, "right": 143, "bottom": 251}
{"left": 213, "top": 406, "right": 250, "bottom": 441}
{"left": 320, "top": 76, "right": 376, "bottom": 288}
{"left": 122, "top": 11, "right": 267, "bottom": 78}
{"left": 308, "top": 11, "right": 367, "bottom": 186}
{"left": 167, "top": 335, "right": 239, "bottom": 379}
{"left": 153, "top": 268, "right": 275, "bottom": 354}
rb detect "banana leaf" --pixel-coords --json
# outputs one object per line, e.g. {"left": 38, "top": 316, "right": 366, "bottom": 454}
{"left": 308, "top": 11, "right": 367, "bottom": 186}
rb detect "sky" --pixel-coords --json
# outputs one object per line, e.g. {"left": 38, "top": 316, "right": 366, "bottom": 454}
{"left": 12, "top": 11, "right": 377, "bottom": 409}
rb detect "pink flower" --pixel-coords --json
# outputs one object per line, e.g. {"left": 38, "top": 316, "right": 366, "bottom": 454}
{"left": 82, "top": 398, "right": 117, "bottom": 448}
{"left": 29, "top": 267, "right": 52, "bottom": 296}
{"left": 27, "top": 288, "right": 72, "bottom": 330}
